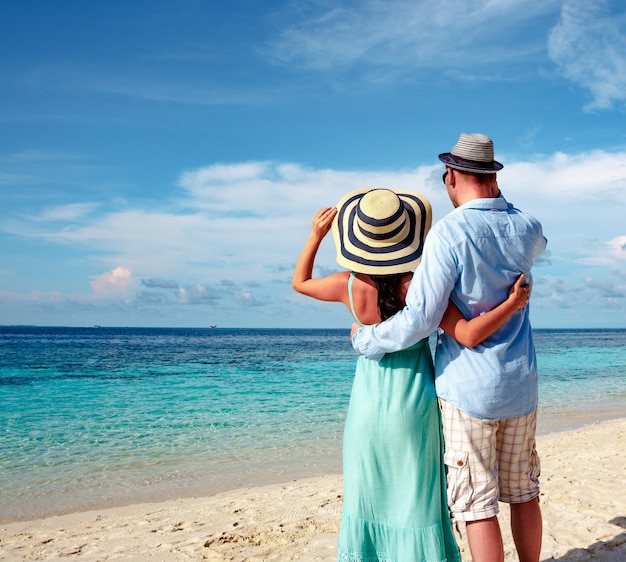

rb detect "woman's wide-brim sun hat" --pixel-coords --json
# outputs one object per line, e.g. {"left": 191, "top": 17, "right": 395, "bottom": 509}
{"left": 331, "top": 188, "right": 432, "bottom": 275}
{"left": 438, "top": 132, "right": 503, "bottom": 174}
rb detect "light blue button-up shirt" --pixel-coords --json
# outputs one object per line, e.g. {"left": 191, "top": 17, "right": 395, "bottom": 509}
{"left": 352, "top": 196, "right": 547, "bottom": 419}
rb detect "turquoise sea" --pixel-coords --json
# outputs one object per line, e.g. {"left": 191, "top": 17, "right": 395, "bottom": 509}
{"left": 1, "top": 327, "right": 625, "bottom": 523}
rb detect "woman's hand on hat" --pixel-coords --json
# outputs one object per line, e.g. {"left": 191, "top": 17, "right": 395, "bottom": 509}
{"left": 507, "top": 273, "right": 530, "bottom": 310}
{"left": 311, "top": 207, "right": 337, "bottom": 241}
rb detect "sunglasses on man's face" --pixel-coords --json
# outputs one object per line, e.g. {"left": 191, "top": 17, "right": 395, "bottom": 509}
{"left": 442, "top": 170, "right": 448, "bottom": 184}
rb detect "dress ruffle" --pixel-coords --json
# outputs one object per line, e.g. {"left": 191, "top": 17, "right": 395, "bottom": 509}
{"left": 337, "top": 513, "right": 460, "bottom": 562}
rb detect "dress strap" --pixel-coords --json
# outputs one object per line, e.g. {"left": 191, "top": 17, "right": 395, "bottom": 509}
{"left": 348, "top": 272, "right": 364, "bottom": 326}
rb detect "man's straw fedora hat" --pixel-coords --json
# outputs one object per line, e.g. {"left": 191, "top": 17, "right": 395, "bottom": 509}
{"left": 438, "top": 132, "right": 503, "bottom": 174}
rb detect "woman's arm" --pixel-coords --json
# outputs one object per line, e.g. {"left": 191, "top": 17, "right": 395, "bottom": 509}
{"left": 440, "top": 273, "right": 530, "bottom": 347}
{"left": 292, "top": 207, "right": 346, "bottom": 302}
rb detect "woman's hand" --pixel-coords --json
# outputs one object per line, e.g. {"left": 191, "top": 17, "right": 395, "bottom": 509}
{"left": 507, "top": 273, "right": 530, "bottom": 310}
{"left": 293, "top": 206, "right": 339, "bottom": 297}
{"left": 440, "top": 272, "right": 531, "bottom": 348}
{"left": 311, "top": 207, "right": 337, "bottom": 241}
{"left": 350, "top": 322, "right": 361, "bottom": 340}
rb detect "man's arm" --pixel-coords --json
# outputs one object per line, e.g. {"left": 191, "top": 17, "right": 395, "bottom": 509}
{"left": 351, "top": 232, "right": 456, "bottom": 359}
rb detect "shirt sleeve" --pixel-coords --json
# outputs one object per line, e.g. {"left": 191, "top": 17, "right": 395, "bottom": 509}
{"left": 351, "top": 228, "right": 458, "bottom": 360}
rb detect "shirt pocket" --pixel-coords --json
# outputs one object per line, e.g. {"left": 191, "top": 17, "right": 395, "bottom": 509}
{"left": 443, "top": 449, "right": 473, "bottom": 510}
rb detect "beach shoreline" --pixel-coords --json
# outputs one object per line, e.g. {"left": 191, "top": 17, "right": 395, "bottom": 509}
{"left": 536, "top": 400, "right": 626, "bottom": 435}
{"left": 2, "top": 402, "right": 623, "bottom": 525}
{"left": 1, "top": 417, "right": 625, "bottom": 562}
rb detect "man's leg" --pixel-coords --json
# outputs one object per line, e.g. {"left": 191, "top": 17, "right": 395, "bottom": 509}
{"left": 439, "top": 400, "right": 503, "bottom": 561}
{"left": 497, "top": 411, "right": 542, "bottom": 562}
{"left": 466, "top": 516, "right": 504, "bottom": 562}
{"left": 510, "top": 497, "right": 542, "bottom": 562}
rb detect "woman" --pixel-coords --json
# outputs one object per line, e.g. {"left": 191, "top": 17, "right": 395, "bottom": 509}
{"left": 292, "top": 188, "right": 529, "bottom": 562}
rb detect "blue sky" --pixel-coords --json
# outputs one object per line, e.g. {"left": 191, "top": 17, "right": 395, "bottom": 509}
{"left": 1, "top": 0, "right": 626, "bottom": 329}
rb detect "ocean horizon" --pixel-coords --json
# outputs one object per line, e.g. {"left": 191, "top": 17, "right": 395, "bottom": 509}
{"left": 1, "top": 326, "right": 625, "bottom": 523}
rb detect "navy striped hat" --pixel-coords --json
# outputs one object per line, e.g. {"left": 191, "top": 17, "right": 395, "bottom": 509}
{"left": 438, "top": 132, "right": 503, "bottom": 173}
{"left": 331, "top": 188, "right": 432, "bottom": 275}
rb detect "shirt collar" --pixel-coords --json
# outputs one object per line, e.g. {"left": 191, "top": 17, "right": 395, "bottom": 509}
{"left": 457, "top": 195, "right": 509, "bottom": 212}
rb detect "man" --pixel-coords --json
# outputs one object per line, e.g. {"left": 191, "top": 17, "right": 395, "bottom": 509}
{"left": 351, "top": 133, "right": 547, "bottom": 562}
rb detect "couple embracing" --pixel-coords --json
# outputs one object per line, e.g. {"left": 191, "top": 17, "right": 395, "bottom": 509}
{"left": 293, "top": 133, "right": 547, "bottom": 562}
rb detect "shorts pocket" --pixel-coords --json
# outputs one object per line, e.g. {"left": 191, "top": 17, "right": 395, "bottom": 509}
{"left": 443, "top": 449, "right": 473, "bottom": 511}
{"left": 529, "top": 447, "right": 541, "bottom": 486}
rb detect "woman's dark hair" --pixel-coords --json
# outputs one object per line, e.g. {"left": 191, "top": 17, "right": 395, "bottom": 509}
{"left": 369, "top": 273, "right": 407, "bottom": 320}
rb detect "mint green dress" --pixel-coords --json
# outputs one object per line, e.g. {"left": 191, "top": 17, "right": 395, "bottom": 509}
{"left": 337, "top": 273, "right": 460, "bottom": 562}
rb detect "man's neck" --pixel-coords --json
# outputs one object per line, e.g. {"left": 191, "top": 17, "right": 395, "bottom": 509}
{"left": 455, "top": 186, "right": 495, "bottom": 206}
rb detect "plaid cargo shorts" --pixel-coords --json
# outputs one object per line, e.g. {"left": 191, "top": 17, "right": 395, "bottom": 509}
{"left": 439, "top": 399, "right": 541, "bottom": 522}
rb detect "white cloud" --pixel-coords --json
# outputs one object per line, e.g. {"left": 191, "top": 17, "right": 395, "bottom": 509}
{"left": 580, "top": 236, "right": 626, "bottom": 267}
{"left": 142, "top": 278, "right": 179, "bottom": 289}
{"left": 179, "top": 159, "right": 448, "bottom": 214}
{"left": 8, "top": 152, "right": 626, "bottom": 277}
{"left": 177, "top": 283, "right": 221, "bottom": 305}
{"left": 583, "top": 277, "right": 626, "bottom": 303}
{"left": 232, "top": 288, "right": 265, "bottom": 307}
{"left": 180, "top": 161, "right": 272, "bottom": 187}
{"left": 501, "top": 150, "right": 626, "bottom": 201}
{"left": 267, "top": 0, "right": 560, "bottom": 75}
{"left": 90, "top": 266, "right": 135, "bottom": 299}
{"left": 35, "top": 203, "right": 98, "bottom": 222}
{"left": 607, "top": 236, "right": 626, "bottom": 259}
{"left": 4, "top": 149, "right": 626, "bottom": 326}
{"left": 548, "top": 0, "right": 626, "bottom": 110}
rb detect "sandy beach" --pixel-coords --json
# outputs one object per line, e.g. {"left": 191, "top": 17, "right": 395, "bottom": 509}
{"left": 1, "top": 417, "right": 625, "bottom": 562}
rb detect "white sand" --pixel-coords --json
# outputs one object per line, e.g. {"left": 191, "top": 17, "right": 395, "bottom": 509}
{"left": 1, "top": 418, "right": 625, "bottom": 562}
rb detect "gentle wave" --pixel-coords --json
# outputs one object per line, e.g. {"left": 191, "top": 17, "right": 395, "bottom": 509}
{"left": 1, "top": 327, "right": 625, "bottom": 521}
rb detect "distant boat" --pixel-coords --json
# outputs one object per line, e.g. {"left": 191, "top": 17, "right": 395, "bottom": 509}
{"left": 209, "top": 325, "right": 217, "bottom": 329}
